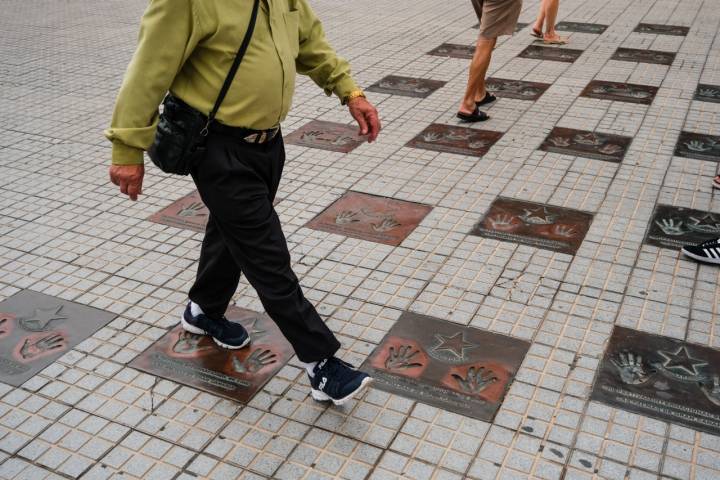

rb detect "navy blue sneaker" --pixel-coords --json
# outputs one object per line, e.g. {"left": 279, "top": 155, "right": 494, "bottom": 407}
{"left": 181, "top": 303, "right": 250, "bottom": 349}
{"left": 309, "top": 357, "right": 373, "bottom": 405}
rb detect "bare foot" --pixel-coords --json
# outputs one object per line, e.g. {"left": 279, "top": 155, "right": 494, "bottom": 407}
{"left": 713, "top": 175, "right": 720, "bottom": 188}
{"left": 543, "top": 32, "right": 568, "bottom": 44}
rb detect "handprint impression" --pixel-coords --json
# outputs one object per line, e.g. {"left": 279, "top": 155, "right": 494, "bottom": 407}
{"left": 178, "top": 202, "right": 207, "bottom": 218}
{"left": 452, "top": 366, "right": 497, "bottom": 394}
{"left": 19, "top": 333, "right": 67, "bottom": 362}
{"left": 335, "top": 210, "right": 360, "bottom": 225}
{"left": 172, "top": 331, "right": 214, "bottom": 355}
{"left": 655, "top": 218, "right": 685, "bottom": 236}
{"left": 385, "top": 345, "right": 424, "bottom": 370}
{"left": 371, "top": 217, "right": 401, "bottom": 232}
{"left": 232, "top": 348, "right": 277, "bottom": 374}
{"left": 611, "top": 351, "right": 650, "bottom": 385}
{"left": 0, "top": 314, "right": 12, "bottom": 339}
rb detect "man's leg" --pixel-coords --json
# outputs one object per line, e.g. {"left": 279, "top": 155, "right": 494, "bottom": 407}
{"left": 192, "top": 134, "right": 340, "bottom": 363}
{"left": 459, "top": 36, "right": 497, "bottom": 114}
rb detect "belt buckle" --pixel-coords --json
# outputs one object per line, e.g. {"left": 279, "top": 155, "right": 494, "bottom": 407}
{"left": 258, "top": 131, "right": 267, "bottom": 143}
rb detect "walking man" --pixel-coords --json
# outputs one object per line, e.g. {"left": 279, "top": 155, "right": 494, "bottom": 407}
{"left": 458, "top": 0, "right": 523, "bottom": 122}
{"left": 106, "top": 0, "right": 380, "bottom": 405}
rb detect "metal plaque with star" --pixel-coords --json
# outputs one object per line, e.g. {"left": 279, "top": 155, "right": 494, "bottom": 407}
{"left": 470, "top": 197, "right": 594, "bottom": 255}
{"left": 518, "top": 45, "right": 584, "bottom": 63}
{"left": 406, "top": 124, "right": 504, "bottom": 157}
{"left": 694, "top": 84, "right": 720, "bottom": 104}
{"left": 539, "top": 127, "right": 632, "bottom": 162}
{"left": 427, "top": 43, "right": 476, "bottom": 60}
{"left": 644, "top": 204, "right": 720, "bottom": 250}
{"left": 611, "top": 47, "right": 676, "bottom": 65}
{"left": 485, "top": 78, "right": 551, "bottom": 101}
{"left": 580, "top": 80, "right": 659, "bottom": 105}
{"left": 130, "top": 307, "right": 293, "bottom": 404}
{"left": 0, "top": 290, "right": 116, "bottom": 386}
{"left": 284, "top": 120, "right": 366, "bottom": 153}
{"left": 592, "top": 326, "right": 720, "bottom": 436}
{"left": 555, "top": 22, "right": 608, "bottom": 34}
{"left": 674, "top": 131, "right": 720, "bottom": 162}
{"left": 366, "top": 76, "right": 446, "bottom": 98}
{"left": 634, "top": 23, "right": 689, "bottom": 36}
{"left": 361, "top": 312, "right": 530, "bottom": 421}
{"left": 148, "top": 190, "right": 208, "bottom": 233}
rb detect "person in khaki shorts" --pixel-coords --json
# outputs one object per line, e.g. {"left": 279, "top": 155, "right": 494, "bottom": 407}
{"left": 457, "top": 0, "right": 523, "bottom": 122}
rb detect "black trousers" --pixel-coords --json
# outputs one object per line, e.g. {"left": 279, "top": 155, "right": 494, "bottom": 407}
{"left": 188, "top": 131, "right": 340, "bottom": 362}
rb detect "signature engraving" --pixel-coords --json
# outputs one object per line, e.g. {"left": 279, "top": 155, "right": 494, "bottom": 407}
{"left": 18, "top": 333, "right": 67, "bottom": 362}
{"left": 611, "top": 351, "right": 651, "bottom": 385}
{"left": 20, "top": 306, "right": 67, "bottom": 332}
{"left": 385, "top": 345, "right": 424, "bottom": 370}
{"left": 452, "top": 366, "right": 497, "bottom": 394}
{"left": 231, "top": 348, "right": 277, "bottom": 374}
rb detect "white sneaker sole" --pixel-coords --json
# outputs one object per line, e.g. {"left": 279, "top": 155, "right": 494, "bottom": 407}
{"left": 180, "top": 315, "right": 251, "bottom": 350}
{"left": 681, "top": 248, "right": 720, "bottom": 265}
{"left": 311, "top": 376, "right": 373, "bottom": 406}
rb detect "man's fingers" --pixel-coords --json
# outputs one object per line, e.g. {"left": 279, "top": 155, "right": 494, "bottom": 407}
{"left": 119, "top": 179, "right": 129, "bottom": 196}
{"left": 127, "top": 181, "right": 140, "bottom": 201}
{"left": 110, "top": 172, "right": 120, "bottom": 186}
{"left": 366, "top": 110, "right": 381, "bottom": 142}
{"left": 356, "top": 111, "right": 369, "bottom": 136}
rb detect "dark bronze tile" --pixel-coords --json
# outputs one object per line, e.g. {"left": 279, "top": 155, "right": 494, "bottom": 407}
{"left": 644, "top": 205, "right": 720, "bottom": 250}
{"left": 634, "top": 23, "right": 689, "bottom": 36}
{"left": 148, "top": 190, "right": 208, "bottom": 233}
{"left": 284, "top": 120, "right": 365, "bottom": 153}
{"left": 592, "top": 326, "right": 720, "bottom": 435}
{"left": 406, "top": 124, "right": 504, "bottom": 157}
{"left": 305, "top": 191, "right": 432, "bottom": 246}
{"left": 518, "top": 45, "right": 583, "bottom": 63}
{"left": 611, "top": 48, "right": 676, "bottom": 65}
{"left": 555, "top": 22, "right": 608, "bottom": 34}
{"left": 473, "top": 22, "right": 529, "bottom": 32}
{"left": 674, "top": 131, "right": 720, "bottom": 162}
{"left": 486, "top": 78, "right": 551, "bottom": 101}
{"left": 695, "top": 84, "right": 720, "bottom": 104}
{"left": 539, "top": 127, "right": 632, "bottom": 162}
{"left": 130, "top": 307, "right": 293, "bottom": 404}
{"left": 470, "top": 197, "right": 594, "bottom": 255}
{"left": 366, "top": 76, "right": 446, "bottom": 98}
{"left": 427, "top": 43, "right": 475, "bottom": 60}
{"left": 0, "top": 290, "right": 116, "bottom": 387}
{"left": 580, "top": 80, "right": 658, "bottom": 105}
{"left": 361, "top": 312, "right": 529, "bottom": 421}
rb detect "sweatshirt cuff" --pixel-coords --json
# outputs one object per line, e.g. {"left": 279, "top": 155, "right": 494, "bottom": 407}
{"left": 111, "top": 141, "right": 145, "bottom": 166}
{"left": 333, "top": 76, "right": 360, "bottom": 103}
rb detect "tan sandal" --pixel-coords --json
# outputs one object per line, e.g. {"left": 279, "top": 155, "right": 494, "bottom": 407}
{"left": 543, "top": 34, "right": 568, "bottom": 45}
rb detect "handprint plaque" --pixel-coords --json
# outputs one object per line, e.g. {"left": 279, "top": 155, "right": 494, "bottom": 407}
{"left": 592, "top": 326, "right": 720, "bottom": 436}
{"left": 580, "top": 80, "right": 658, "bottom": 105}
{"left": 485, "top": 78, "right": 551, "bottom": 101}
{"left": 148, "top": 190, "right": 209, "bottom": 232}
{"left": 0, "top": 290, "right": 115, "bottom": 386}
{"left": 306, "top": 191, "right": 432, "bottom": 246}
{"left": 407, "top": 124, "right": 503, "bottom": 157}
{"left": 427, "top": 43, "right": 476, "bottom": 59}
{"left": 555, "top": 22, "right": 608, "bottom": 34}
{"left": 694, "top": 84, "right": 720, "bottom": 104}
{"left": 611, "top": 47, "right": 676, "bottom": 65}
{"left": 362, "top": 312, "right": 529, "bottom": 421}
{"left": 674, "top": 131, "right": 720, "bottom": 162}
{"left": 540, "top": 127, "right": 632, "bottom": 162}
{"left": 285, "top": 120, "right": 365, "bottom": 153}
{"left": 366, "top": 75, "right": 446, "bottom": 98}
{"left": 634, "top": 23, "right": 689, "bottom": 36}
{"left": 644, "top": 205, "right": 720, "bottom": 249}
{"left": 130, "top": 307, "right": 292, "bottom": 403}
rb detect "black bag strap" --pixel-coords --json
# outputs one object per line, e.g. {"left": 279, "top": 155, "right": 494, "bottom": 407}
{"left": 202, "top": 0, "right": 261, "bottom": 134}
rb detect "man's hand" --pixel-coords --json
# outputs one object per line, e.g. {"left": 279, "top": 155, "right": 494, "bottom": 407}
{"left": 348, "top": 97, "right": 381, "bottom": 143}
{"left": 109, "top": 164, "right": 145, "bottom": 201}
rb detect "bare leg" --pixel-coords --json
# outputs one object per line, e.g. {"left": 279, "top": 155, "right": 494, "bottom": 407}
{"left": 533, "top": 0, "right": 547, "bottom": 34}
{"left": 542, "top": 0, "right": 563, "bottom": 40}
{"left": 459, "top": 36, "right": 497, "bottom": 113}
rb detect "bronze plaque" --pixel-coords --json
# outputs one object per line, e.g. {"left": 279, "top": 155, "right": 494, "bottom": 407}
{"left": 644, "top": 205, "right": 720, "bottom": 250}
{"left": 592, "top": 326, "right": 720, "bottom": 436}
{"left": 148, "top": 190, "right": 208, "bottom": 233}
{"left": 130, "top": 307, "right": 293, "bottom": 403}
{"left": 486, "top": 78, "right": 551, "bottom": 101}
{"left": 406, "top": 124, "right": 504, "bottom": 157}
{"left": 674, "top": 131, "right": 720, "bottom": 162}
{"left": 473, "top": 22, "right": 528, "bottom": 32}
{"left": 0, "top": 290, "right": 116, "bottom": 386}
{"left": 580, "top": 80, "right": 658, "bottom": 105}
{"left": 361, "top": 312, "right": 529, "bottom": 422}
{"left": 427, "top": 43, "right": 475, "bottom": 60}
{"left": 611, "top": 48, "right": 676, "bottom": 65}
{"left": 366, "top": 76, "right": 446, "bottom": 98}
{"left": 305, "top": 191, "right": 432, "bottom": 246}
{"left": 470, "top": 197, "right": 594, "bottom": 255}
{"left": 634, "top": 23, "right": 689, "bottom": 36}
{"left": 539, "top": 127, "right": 632, "bottom": 162}
{"left": 695, "top": 84, "right": 720, "bottom": 104}
{"left": 284, "top": 120, "right": 365, "bottom": 153}
{"left": 518, "top": 45, "right": 583, "bottom": 63}
{"left": 556, "top": 22, "right": 608, "bottom": 34}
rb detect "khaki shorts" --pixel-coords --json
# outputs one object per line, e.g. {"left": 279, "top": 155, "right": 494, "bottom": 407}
{"left": 471, "top": 0, "right": 523, "bottom": 39}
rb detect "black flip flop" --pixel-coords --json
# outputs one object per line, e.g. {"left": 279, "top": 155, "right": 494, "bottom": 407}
{"left": 531, "top": 28, "right": 543, "bottom": 38}
{"left": 456, "top": 107, "right": 489, "bottom": 123}
{"left": 475, "top": 92, "right": 496, "bottom": 107}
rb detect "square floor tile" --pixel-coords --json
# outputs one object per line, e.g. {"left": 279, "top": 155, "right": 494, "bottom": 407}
{"left": 285, "top": 120, "right": 365, "bottom": 153}
{"left": 0, "top": 290, "right": 116, "bottom": 386}
{"left": 580, "top": 80, "right": 658, "bottom": 105}
{"left": 644, "top": 204, "right": 720, "bottom": 250}
{"left": 634, "top": 23, "right": 689, "bottom": 36}
{"left": 366, "top": 76, "right": 446, "bottom": 98}
{"left": 556, "top": 22, "right": 608, "bottom": 34}
{"left": 406, "top": 124, "right": 503, "bottom": 157}
{"left": 148, "top": 190, "right": 208, "bottom": 233}
{"left": 305, "top": 191, "right": 432, "bottom": 246}
{"left": 674, "top": 131, "right": 720, "bottom": 162}
{"left": 591, "top": 326, "right": 720, "bottom": 436}
{"left": 611, "top": 48, "right": 676, "bottom": 65}
{"left": 427, "top": 44, "right": 475, "bottom": 60}
{"left": 130, "top": 307, "right": 293, "bottom": 404}
{"left": 539, "top": 127, "right": 632, "bottom": 162}
{"left": 361, "top": 312, "right": 529, "bottom": 421}
{"left": 486, "top": 78, "right": 551, "bottom": 101}
{"left": 470, "top": 197, "right": 594, "bottom": 255}
{"left": 694, "top": 84, "right": 720, "bottom": 104}
{"left": 518, "top": 45, "right": 583, "bottom": 63}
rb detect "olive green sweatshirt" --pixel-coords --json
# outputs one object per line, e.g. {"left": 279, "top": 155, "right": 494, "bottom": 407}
{"left": 105, "top": 0, "right": 359, "bottom": 165}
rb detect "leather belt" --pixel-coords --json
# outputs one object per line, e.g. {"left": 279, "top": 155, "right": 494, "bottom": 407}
{"left": 211, "top": 122, "right": 280, "bottom": 144}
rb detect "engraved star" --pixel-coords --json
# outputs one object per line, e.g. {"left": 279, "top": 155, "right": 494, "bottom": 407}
{"left": 657, "top": 346, "right": 708, "bottom": 377}
{"left": 20, "top": 305, "right": 67, "bottom": 332}
{"left": 432, "top": 332, "right": 477, "bottom": 360}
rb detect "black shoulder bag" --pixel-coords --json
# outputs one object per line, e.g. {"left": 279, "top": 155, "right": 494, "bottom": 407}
{"left": 148, "top": 0, "right": 261, "bottom": 176}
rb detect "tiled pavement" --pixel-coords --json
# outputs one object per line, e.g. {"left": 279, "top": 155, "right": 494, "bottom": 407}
{"left": 1, "top": 0, "right": 720, "bottom": 478}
